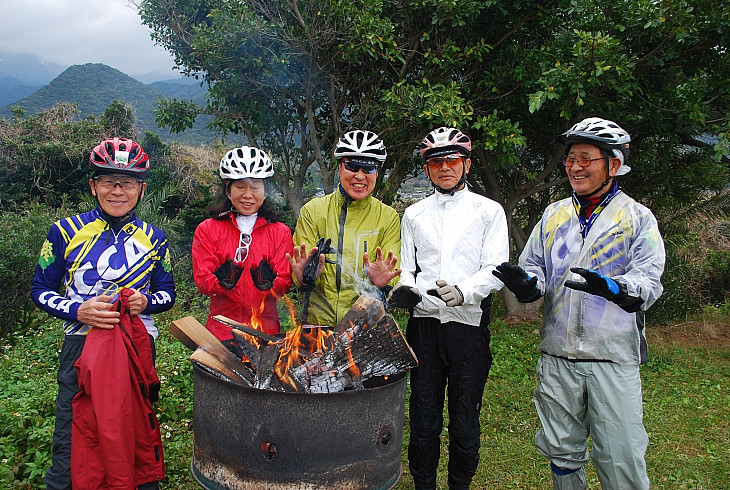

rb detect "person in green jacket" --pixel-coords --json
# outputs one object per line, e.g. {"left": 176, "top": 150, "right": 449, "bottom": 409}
{"left": 288, "top": 130, "right": 401, "bottom": 327}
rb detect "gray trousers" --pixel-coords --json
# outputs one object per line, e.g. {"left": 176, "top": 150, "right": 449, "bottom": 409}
{"left": 533, "top": 354, "right": 650, "bottom": 490}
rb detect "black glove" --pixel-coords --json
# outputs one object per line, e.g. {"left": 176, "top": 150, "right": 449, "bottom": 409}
{"left": 387, "top": 283, "right": 422, "bottom": 309}
{"left": 251, "top": 256, "right": 277, "bottom": 291}
{"left": 426, "top": 280, "right": 464, "bottom": 307}
{"left": 214, "top": 257, "right": 244, "bottom": 290}
{"left": 301, "top": 237, "right": 336, "bottom": 289}
{"left": 564, "top": 267, "right": 619, "bottom": 299}
{"left": 565, "top": 267, "right": 643, "bottom": 313}
{"left": 492, "top": 262, "right": 541, "bottom": 303}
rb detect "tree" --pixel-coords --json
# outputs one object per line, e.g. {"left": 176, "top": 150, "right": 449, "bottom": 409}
{"left": 0, "top": 103, "right": 106, "bottom": 209}
{"left": 140, "top": 0, "right": 728, "bottom": 207}
{"left": 100, "top": 99, "right": 137, "bottom": 137}
{"left": 139, "top": 0, "right": 729, "bottom": 317}
{"left": 140, "top": 0, "right": 413, "bottom": 211}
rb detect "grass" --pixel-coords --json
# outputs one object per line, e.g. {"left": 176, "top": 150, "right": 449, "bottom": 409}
{"left": 1, "top": 305, "right": 728, "bottom": 489}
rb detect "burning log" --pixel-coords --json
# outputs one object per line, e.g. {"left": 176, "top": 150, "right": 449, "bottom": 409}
{"left": 169, "top": 317, "right": 255, "bottom": 386}
{"left": 169, "top": 295, "right": 418, "bottom": 394}
{"left": 333, "top": 294, "right": 386, "bottom": 335}
{"left": 254, "top": 343, "right": 280, "bottom": 390}
{"left": 230, "top": 329, "right": 262, "bottom": 369}
{"left": 212, "top": 315, "right": 280, "bottom": 344}
{"left": 291, "top": 296, "right": 418, "bottom": 393}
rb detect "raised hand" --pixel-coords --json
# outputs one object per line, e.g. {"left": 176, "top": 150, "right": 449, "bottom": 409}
{"left": 363, "top": 247, "right": 401, "bottom": 289}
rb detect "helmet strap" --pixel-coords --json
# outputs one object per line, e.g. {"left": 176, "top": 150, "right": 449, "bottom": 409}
{"left": 578, "top": 177, "right": 612, "bottom": 199}
{"left": 428, "top": 162, "right": 468, "bottom": 196}
{"left": 565, "top": 149, "right": 614, "bottom": 198}
{"left": 580, "top": 151, "right": 614, "bottom": 198}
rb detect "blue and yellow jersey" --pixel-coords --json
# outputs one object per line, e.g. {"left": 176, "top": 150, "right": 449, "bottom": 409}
{"left": 31, "top": 208, "right": 176, "bottom": 336}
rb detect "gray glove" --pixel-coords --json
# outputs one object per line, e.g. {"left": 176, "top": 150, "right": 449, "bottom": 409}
{"left": 426, "top": 279, "right": 464, "bottom": 307}
{"left": 387, "top": 283, "right": 422, "bottom": 309}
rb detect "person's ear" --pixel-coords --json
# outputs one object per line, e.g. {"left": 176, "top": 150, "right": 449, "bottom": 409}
{"left": 140, "top": 182, "right": 147, "bottom": 200}
{"left": 89, "top": 179, "right": 96, "bottom": 197}
{"left": 608, "top": 157, "right": 622, "bottom": 177}
{"left": 464, "top": 157, "right": 472, "bottom": 174}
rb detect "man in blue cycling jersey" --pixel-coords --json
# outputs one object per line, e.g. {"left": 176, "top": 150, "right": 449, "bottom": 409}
{"left": 31, "top": 137, "right": 176, "bottom": 490}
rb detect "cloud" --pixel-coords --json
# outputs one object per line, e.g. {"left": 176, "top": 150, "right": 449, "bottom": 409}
{"left": 0, "top": 0, "right": 176, "bottom": 77}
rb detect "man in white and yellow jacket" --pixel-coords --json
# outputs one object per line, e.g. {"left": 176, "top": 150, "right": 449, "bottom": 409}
{"left": 494, "top": 117, "right": 665, "bottom": 490}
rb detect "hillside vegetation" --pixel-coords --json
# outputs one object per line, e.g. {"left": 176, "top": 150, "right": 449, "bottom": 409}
{"left": 0, "top": 63, "right": 216, "bottom": 145}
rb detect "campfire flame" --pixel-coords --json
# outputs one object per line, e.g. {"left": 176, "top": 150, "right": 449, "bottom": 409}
{"left": 210, "top": 290, "right": 415, "bottom": 393}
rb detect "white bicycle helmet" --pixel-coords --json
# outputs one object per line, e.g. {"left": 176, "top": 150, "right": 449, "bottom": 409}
{"left": 219, "top": 146, "right": 275, "bottom": 179}
{"left": 419, "top": 127, "right": 472, "bottom": 159}
{"left": 333, "top": 130, "right": 387, "bottom": 163}
{"left": 557, "top": 117, "right": 631, "bottom": 175}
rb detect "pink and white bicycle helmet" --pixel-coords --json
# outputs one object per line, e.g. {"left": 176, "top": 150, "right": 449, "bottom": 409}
{"left": 89, "top": 138, "right": 150, "bottom": 178}
{"left": 419, "top": 127, "right": 472, "bottom": 160}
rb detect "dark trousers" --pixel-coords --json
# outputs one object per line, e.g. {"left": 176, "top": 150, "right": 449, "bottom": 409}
{"left": 45, "top": 333, "right": 158, "bottom": 490}
{"left": 406, "top": 317, "right": 492, "bottom": 490}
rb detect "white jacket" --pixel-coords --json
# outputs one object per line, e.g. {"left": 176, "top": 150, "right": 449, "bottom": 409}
{"left": 400, "top": 188, "right": 509, "bottom": 326}
{"left": 519, "top": 191, "right": 665, "bottom": 364}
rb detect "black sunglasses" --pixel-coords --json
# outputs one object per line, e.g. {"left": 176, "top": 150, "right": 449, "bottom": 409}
{"left": 343, "top": 161, "right": 379, "bottom": 174}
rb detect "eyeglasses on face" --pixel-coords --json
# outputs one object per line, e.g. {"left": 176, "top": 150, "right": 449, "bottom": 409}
{"left": 427, "top": 154, "right": 464, "bottom": 170}
{"left": 342, "top": 161, "right": 379, "bottom": 174}
{"left": 94, "top": 176, "right": 142, "bottom": 190}
{"left": 235, "top": 233, "right": 252, "bottom": 263}
{"left": 562, "top": 155, "right": 605, "bottom": 168}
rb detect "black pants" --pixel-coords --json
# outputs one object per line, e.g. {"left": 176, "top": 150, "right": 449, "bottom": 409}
{"left": 45, "top": 333, "right": 158, "bottom": 490}
{"left": 406, "top": 317, "right": 492, "bottom": 490}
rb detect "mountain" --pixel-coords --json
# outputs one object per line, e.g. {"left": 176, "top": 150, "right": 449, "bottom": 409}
{"left": 0, "top": 77, "right": 42, "bottom": 107}
{"left": 0, "top": 63, "right": 216, "bottom": 145}
{"left": 0, "top": 51, "right": 65, "bottom": 85}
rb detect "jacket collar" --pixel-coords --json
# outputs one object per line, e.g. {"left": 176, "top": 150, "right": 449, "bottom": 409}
{"left": 436, "top": 186, "right": 468, "bottom": 205}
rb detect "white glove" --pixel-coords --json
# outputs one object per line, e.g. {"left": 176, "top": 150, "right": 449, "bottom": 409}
{"left": 426, "top": 279, "right": 464, "bottom": 307}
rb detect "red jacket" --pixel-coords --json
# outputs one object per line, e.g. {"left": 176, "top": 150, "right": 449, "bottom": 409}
{"left": 192, "top": 213, "right": 293, "bottom": 339}
{"left": 72, "top": 289, "right": 165, "bottom": 489}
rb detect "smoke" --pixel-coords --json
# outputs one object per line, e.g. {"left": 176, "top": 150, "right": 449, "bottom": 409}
{"left": 342, "top": 261, "right": 385, "bottom": 301}
{"left": 264, "top": 179, "right": 287, "bottom": 208}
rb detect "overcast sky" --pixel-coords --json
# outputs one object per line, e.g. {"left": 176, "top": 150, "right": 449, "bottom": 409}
{"left": 0, "top": 0, "right": 178, "bottom": 80}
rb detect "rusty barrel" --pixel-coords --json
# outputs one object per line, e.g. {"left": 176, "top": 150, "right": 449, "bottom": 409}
{"left": 191, "top": 364, "right": 407, "bottom": 489}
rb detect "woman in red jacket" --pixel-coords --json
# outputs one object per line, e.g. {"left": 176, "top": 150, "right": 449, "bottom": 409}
{"left": 192, "top": 146, "right": 292, "bottom": 345}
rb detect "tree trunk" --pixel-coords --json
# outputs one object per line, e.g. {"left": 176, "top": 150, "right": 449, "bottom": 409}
{"left": 500, "top": 289, "right": 543, "bottom": 321}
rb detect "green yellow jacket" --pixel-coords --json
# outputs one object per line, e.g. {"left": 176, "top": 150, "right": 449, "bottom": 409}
{"left": 293, "top": 189, "right": 401, "bottom": 327}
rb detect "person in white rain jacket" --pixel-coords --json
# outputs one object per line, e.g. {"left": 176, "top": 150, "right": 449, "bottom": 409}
{"left": 388, "top": 127, "right": 508, "bottom": 490}
{"left": 493, "top": 117, "right": 666, "bottom": 490}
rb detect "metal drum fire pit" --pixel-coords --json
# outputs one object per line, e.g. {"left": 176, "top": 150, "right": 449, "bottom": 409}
{"left": 191, "top": 364, "right": 408, "bottom": 490}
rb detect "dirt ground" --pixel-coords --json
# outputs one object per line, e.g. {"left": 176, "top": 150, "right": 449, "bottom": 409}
{"left": 648, "top": 319, "right": 730, "bottom": 349}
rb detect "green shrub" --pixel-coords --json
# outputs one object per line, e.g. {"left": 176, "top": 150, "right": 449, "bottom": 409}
{"left": 651, "top": 218, "right": 730, "bottom": 324}
{"left": 0, "top": 201, "right": 75, "bottom": 340}
{"left": 0, "top": 319, "right": 62, "bottom": 486}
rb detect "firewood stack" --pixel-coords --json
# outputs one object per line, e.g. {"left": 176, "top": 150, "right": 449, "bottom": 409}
{"left": 169, "top": 295, "right": 418, "bottom": 393}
